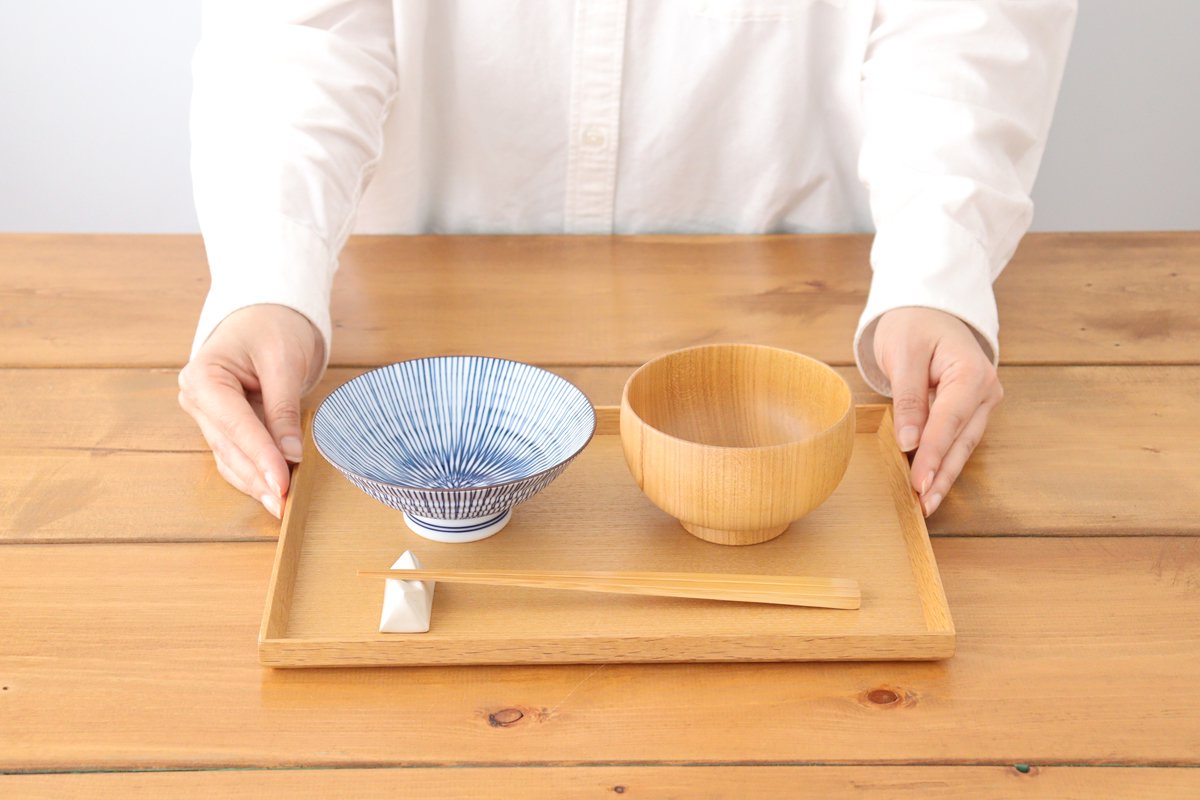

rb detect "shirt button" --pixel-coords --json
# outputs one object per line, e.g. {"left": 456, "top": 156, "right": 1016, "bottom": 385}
{"left": 581, "top": 125, "right": 608, "bottom": 150}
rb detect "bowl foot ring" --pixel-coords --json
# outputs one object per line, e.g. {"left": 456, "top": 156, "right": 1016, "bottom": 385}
{"left": 681, "top": 521, "right": 790, "bottom": 546}
{"left": 403, "top": 509, "right": 513, "bottom": 543}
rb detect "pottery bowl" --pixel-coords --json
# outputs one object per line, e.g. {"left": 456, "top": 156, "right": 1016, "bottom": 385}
{"left": 314, "top": 356, "right": 596, "bottom": 543}
{"left": 620, "top": 343, "right": 854, "bottom": 546}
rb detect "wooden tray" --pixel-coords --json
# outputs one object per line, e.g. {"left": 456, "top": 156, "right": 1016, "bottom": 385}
{"left": 259, "top": 405, "right": 954, "bottom": 667}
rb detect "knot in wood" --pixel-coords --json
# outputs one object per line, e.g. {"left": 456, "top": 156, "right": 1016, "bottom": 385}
{"left": 866, "top": 688, "right": 900, "bottom": 705}
{"left": 488, "top": 707, "right": 525, "bottom": 728}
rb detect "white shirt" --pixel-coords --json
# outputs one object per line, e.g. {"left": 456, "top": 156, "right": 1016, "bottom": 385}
{"left": 190, "top": 0, "right": 1076, "bottom": 394}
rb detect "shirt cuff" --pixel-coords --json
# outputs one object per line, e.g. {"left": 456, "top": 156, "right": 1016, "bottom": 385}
{"left": 190, "top": 215, "right": 335, "bottom": 391}
{"left": 854, "top": 221, "right": 1000, "bottom": 397}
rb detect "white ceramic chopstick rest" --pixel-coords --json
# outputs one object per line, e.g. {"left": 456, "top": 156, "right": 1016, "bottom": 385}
{"left": 379, "top": 550, "right": 436, "bottom": 633}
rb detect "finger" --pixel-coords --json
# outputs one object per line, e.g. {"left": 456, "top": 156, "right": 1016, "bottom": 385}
{"left": 181, "top": 390, "right": 282, "bottom": 517}
{"left": 920, "top": 403, "right": 991, "bottom": 517}
{"left": 213, "top": 453, "right": 250, "bottom": 496}
{"left": 884, "top": 343, "right": 932, "bottom": 455}
{"left": 184, "top": 363, "right": 290, "bottom": 500}
{"left": 247, "top": 392, "right": 267, "bottom": 427}
{"left": 909, "top": 367, "right": 990, "bottom": 497}
{"left": 256, "top": 358, "right": 306, "bottom": 468}
{"left": 214, "top": 453, "right": 283, "bottom": 519}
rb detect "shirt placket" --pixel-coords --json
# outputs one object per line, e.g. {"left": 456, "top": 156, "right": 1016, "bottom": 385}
{"left": 564, "top": 0, "right": 629, "bottom": 234}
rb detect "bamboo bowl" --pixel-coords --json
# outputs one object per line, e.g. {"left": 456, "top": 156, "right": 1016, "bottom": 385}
{"left": 620, "top": 344, "right": 855, "bottom": 546}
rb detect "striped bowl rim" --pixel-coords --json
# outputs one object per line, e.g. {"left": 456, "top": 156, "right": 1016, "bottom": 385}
{"left": 311, "top": 356, "right": 597, "bottom": 494}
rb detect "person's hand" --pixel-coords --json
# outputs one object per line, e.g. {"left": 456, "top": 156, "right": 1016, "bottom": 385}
{"left": 178, "top": 304, "right": 324, "bottom": 518}
{"left": 873, "top": 307, "right": 1003, "bottom": 517}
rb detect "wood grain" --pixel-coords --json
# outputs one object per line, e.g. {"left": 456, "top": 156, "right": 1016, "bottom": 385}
{"left": 877, "top": 406, "right": 955, "bottom": 635}
{"left": 0, "top": 367, "right": 206, "bottom": 451}
{"left": 927, "top": 365, "right": 1200, "bottom": 536}
{"left": 2, "top": 366, "right": 1196, "bottom": 542}
{"left": 621, "top": 344, "right": 856, "bottom": 544}
{"left": 3, "top": 231, "right": 1196, "bottom": 781}
{"left": 2, "top": 233, "right": 1197, "bottom": 368}
{"left": 0, "top": 450, "right": 278, "bottom": 543}
{"left": 259, "top": 421, "right": 318, "bottom": 643}
{"left": 2, "top": 767, "right": 1197, "bottom": 799}
{"left": 2, "top": 537, "right": 1197, "bottom": 770}
{"left": 0, "top": 235, "right": 205, "bottom": 367}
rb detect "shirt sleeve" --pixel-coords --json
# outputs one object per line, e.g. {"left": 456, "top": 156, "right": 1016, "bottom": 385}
{"left": 189, "top": 0, "right": 397, "bottom": 377}
{"left": 853, "top": 0, "right": 1077, "bottom": 395}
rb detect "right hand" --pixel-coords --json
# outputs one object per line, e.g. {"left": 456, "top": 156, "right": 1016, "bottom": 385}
{"left": 178, "top": 304, "right": 324, "bottom": 518}
{"left": 873, "top": 307, "right": 1003, "bottom": 517}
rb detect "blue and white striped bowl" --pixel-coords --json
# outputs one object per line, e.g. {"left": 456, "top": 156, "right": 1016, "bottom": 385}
{"left": 313, "top": 357, "right": 596, "bottom": 543}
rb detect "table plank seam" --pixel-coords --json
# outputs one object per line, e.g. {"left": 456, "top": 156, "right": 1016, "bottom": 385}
{"left": 0, "top": 537, "right": 279, "bottom": 546}
{"left": 2, "top": 530, "right": 1199, "bottom": 547}
{"left": 6, "top": 761, "right": 1200, "bottom": 777}
{"left": 1, "top": 446, "right": 205, "bottom": 455}
{"left": 5, "top": 360, "right": 1200, "bottom": 370}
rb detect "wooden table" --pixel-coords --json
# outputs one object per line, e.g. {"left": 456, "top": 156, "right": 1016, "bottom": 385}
{"left": 2, "top": 233, "right": 1197, "bottom": 797}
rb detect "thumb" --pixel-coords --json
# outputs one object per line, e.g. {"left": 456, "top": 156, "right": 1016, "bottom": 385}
{"left": 259, "top": 358, "right": 306, "bottom": 466}
{"left": 880, "top": 338, "right": 931, "bottom": 457}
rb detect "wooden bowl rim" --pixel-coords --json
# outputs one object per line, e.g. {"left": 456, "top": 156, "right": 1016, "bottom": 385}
{"left": 620, "top": 343, "right": 855, "bottom": 453}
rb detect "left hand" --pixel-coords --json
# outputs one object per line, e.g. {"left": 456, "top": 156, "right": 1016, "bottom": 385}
{"left": 873, "top": 307, "right": 1004, "bottom": 517}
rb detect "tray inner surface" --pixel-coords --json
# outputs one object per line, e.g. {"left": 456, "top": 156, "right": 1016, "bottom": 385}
{"left": 277, "top": 408, "right": 936, "bottom": 656}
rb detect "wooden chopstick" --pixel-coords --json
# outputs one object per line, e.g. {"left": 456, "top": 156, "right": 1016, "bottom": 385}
{"left": 358, "top": 568, "right": 861, "bottom": 610}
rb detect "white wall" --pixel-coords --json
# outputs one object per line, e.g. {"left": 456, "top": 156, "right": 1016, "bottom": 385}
{"left": 1, "top": 1, "right": 1196, "bottom": 233}
{"left": 1031, "top": 0, "right": 1200, "bottom": 230}
{"left": 0, "top": 1, "right": 201, "bottom": 233}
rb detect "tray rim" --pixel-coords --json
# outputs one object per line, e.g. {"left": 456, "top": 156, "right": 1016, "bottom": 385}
{"left": 259, "top": 404, "right": 955, "bottom": 666}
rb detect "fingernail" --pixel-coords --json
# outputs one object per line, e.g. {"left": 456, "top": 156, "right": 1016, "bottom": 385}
{"left": 898, "top": 425, "right": 920, "bottom": 453}
{"left": 261, "top": 494, "right": 282, "bottom": 519}
{"left": 281, "top": 436, "right": 303, "bottom": 463}
{"left": 920, "top": 470, "right": 935, "bottom": 496}
{"left": 266, "top": 473, "right": 283, "bottom": 498}
{"left": 924, "top": 492, "right": 943, "bottom": 518}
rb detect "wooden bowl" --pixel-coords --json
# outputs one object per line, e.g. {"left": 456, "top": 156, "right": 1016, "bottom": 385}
{"left": 620, "top": 344, "right": 855, "bottom": 545}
